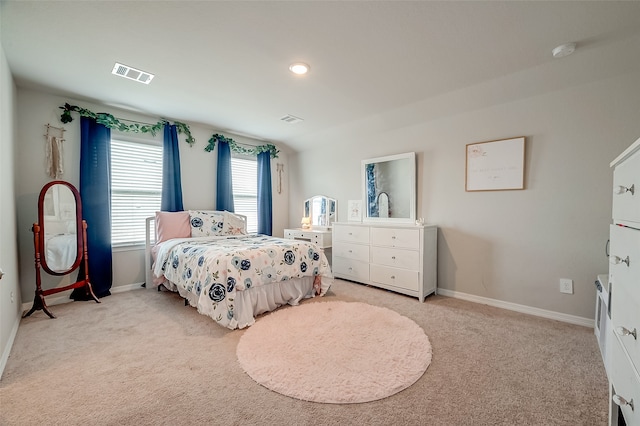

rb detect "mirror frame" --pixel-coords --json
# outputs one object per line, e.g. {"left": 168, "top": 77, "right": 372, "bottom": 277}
{"left": 37, "top": 180, "right": 83, "bottom": 275}
{"left": 303, "top": 195, "right": 337, "bottom": 230}
{"left": 361, "top": 152, "right": 416, "bottom": 224}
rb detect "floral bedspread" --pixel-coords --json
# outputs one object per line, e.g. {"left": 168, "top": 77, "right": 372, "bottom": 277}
{"left": 153, "top": 235, "right": 333, "bottom": 329}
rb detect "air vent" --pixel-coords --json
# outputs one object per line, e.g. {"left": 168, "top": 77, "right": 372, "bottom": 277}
{"left": 280, "top": 114, "right": 304, "bottom": 124}
{"left": 111, "top": 63, "right": 154, "bottom": 84}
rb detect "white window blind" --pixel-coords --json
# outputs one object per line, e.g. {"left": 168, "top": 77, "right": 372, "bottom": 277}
{"left": 231, "top": 156, "right": 258, "bottom": 233}
{"left": 111, "top": 139, "right": 162, "bottom": 246}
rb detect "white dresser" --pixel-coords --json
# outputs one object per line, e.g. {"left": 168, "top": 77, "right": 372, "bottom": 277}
{"left": 332, "top": 222, "right": 437, "bottom": 302}
{"left": 608, "top": 137, "right": 640, "bottom": 426}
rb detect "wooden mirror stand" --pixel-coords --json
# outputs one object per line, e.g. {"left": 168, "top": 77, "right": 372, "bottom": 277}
{"left": 23, "top": 180, "right": 100, "bottom": 319}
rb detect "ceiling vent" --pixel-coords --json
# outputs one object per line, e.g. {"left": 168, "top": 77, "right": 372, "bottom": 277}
{"left": 280, "top": 114, "right": 304, "bottom": 124}
{"left": 111, "top": 63, "right": 154, "bottom": 84}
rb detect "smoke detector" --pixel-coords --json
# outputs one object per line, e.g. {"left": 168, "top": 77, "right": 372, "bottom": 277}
{"left": 112, "top": 63, "right": 155, "bottom": 84}
{"left": 552, "top": 43, "right": 576, "bottom": 59}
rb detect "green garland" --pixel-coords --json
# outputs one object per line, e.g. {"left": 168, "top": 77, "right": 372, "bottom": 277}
{"left": 205, "top": 133, "right": 279, "bottom": 158}
{"left": 59, "top": 103, "right": 196, "bottom": 146}
{"left": 59, "top": 103, "right": 279, "bottom": 157}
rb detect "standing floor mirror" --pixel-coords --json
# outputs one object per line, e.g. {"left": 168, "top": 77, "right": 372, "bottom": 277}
{"left": 23, "top": 180, "right": 99, "bottom": 319}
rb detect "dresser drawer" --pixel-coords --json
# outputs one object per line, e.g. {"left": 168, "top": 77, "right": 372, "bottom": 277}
{"left": 613, "top": 148, "right": 640, "bottom": 225}
{"left": 333, "top": 225, "right": 370, "bottom": 244}
{"left": 284, "top": 229, "right": 332, "bottom": 248}
{"left": 609, "top": 225, "right": 640, "bottom": 292}
{"left": 610, "top": 337, "right": 640, "bottom": 426}
{"left": 371, "top": 227, "right": 420, "bottom": 250}
{"left": 333, "top": 242, "right": 369, "bottom": 262}
{"left": 333, "top": 257, "right": 369, "bottom": 282}
{"left": 312, "top": 232, "right": 331, "bottom": 247}
{"left": 371, "top": 246, "right": 420, "bottom": 271}
{"left": 370, "top": 264, "right": 419, "bottom": 292}
{"left": 611, "top": 277, "right": 640, "bottom": 372}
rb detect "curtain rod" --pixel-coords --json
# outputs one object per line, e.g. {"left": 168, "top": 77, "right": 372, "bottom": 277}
{"left": 46, "top": 123, "right": 66, "bottom": 132}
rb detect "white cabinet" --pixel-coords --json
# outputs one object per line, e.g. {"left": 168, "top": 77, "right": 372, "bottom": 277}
{"left": 332, "top": 222, "right": 437, "bottom": 302}
{"left": 608, "top": 137, "right": 640, "bottom": 426}
{"left": 283, "top": 228, "right": 332, "bottom": 249}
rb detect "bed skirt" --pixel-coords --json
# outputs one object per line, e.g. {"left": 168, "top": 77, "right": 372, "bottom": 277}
{"left": 161, "top": 276, "right": 320, "bottom": 329}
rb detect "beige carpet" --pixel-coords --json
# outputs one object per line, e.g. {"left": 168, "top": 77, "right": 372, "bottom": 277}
{"left": 0, "top": 279, "right": 608, "bottom": 425}
{"left": 237, "top": 301, "right": 432, "bottom": 403}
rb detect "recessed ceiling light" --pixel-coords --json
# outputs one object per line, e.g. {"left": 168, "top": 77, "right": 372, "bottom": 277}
{"left": 112, "top": 62, "right": 155, "bottom": 84}
{"left": 289, "top": 62, "right": 310, "bottom": 75}
{"left": 552, "top": 43, "right": 576, "bottom": 59}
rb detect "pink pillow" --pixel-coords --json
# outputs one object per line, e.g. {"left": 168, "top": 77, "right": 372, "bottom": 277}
{"left": 155, "top": 211, "right": 191, "bottom": 244}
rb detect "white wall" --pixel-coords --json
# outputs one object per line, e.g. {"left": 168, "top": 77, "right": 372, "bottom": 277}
{"left": 14, "top": 89, "right": 289, "bottom": 303}
{"left": 290, "top": 70, "right": 640, "bottom": 320}
{"left": 0, "top": 41, "right": 21, "bottom": 378}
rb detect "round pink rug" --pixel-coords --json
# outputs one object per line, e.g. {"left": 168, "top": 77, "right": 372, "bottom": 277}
{"left": 236, "top": 301, "right": 432, "bottom": 404}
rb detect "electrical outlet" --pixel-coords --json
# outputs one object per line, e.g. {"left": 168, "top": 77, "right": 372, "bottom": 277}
{"left": 560, "top": 279, "right": 573, "bottom": 294}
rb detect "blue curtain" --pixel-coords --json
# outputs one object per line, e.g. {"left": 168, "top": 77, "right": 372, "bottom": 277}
{"left": 161, "top": 124, "right": 184, "bottom": 212}
{"left": 216, "top": 141, "right": 235, "bottom": 212}
{"left": 257, "top": 151, "right": 272, "bottom": 235}
{"left": 72, "top": 116, "right": 112, "bottom": 300}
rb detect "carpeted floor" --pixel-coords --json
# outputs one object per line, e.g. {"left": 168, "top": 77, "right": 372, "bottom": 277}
{"left": 0, "top": 279, "right": 608, "bottom": 425}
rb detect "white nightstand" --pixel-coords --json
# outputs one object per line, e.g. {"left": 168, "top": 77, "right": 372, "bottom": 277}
{"left": 283, "top": 228, "right": 332, "bottom": 249}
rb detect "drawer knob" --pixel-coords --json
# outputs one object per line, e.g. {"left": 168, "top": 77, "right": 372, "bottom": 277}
{"left": 612, "top": 394, "right": 634, "bottom": 411}
{"left": 391, "top": 256, "right": 396, "bottom": 260}
{"left": 390, "top": 275, "right": 395, "bottom": 279}
{"left": 610, "top": 255, "right": 630, "bottom": 267}
{"left": 613, "top": 184, "right": 635, "bottom": 195}
{"left": 615, "top": 326, "right": 637, "bottom": 340}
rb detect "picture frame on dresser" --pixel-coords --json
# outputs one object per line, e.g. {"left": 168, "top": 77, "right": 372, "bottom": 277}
{"left": 348, "top": 200, "right": 362, "bottom": 222}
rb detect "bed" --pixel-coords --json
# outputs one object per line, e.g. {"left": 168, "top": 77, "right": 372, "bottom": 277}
{"left": 145, "top": 210, "right": 333, "bottom": 329}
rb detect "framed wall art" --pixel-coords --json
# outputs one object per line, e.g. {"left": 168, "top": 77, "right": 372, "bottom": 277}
{"left": 465, "top": 137, "right": 525, "bottom": 191}
{"left": 347, "top": 200, "right": 362, "bottom": 222}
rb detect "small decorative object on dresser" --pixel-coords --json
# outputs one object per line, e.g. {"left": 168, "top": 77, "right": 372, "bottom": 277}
{"left": 348, "top": 200, "right": 362, "bottom": 222}
{"left": 607, "top": 136, "right": 639, "bottom": 426}
{"left": 332, "top": 222, "right": 437, "bottom": 302}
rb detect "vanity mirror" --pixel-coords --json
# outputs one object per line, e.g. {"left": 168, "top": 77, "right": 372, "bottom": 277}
{"left": 362, "top": 152, "right": 416, "bottom": 223}
{"left": 304, "top": 195, "right": 337, "bottom": 229}
{"left": 23, "top": 180, "right": 99, "bottom": 319}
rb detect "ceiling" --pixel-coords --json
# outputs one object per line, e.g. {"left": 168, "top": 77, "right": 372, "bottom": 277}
{"left": 2, "top": 1, "right": 640, "bottom": 152}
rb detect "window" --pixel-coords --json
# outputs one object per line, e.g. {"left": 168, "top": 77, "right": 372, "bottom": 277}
{"left": 111, "top": 138, "right": 162, "bottom": 246}
{"left": 231, "top": 155, "right": 258, "bottom": 233}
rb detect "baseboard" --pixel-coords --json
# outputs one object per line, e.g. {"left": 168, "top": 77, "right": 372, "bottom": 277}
{"left": 111, "top": 282, "right": 145, "bottom": 294}
{"left": 20, "top": 282, "right": 145, "bottom": 314}
{"left": 436, "top": 288, "right": 594, "bottom": 328}
{"left": 0, "top": 312, "right": 21, "bottom": 381}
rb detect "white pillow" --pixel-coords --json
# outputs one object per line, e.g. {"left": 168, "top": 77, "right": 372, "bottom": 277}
{"left": 188, "top": 210, "right": 226, "bottom": 237}
{"left": 223, "top": 211, "right": 247, "bottom": 235}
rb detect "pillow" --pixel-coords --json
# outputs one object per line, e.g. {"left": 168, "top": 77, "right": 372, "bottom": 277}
{"left": 155, "top": 211, "right": 191, "bottom": 244}
{"left": 189, "top": 210, "right": 226, "bottom": 237}
{"left": 223, "top": 211, "right": 247, "bottom": 235}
